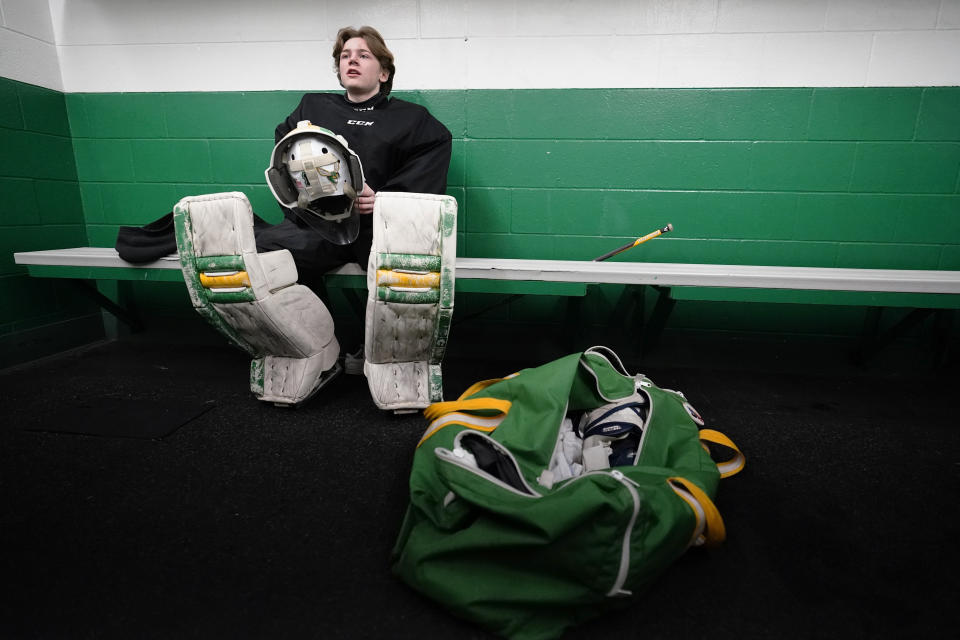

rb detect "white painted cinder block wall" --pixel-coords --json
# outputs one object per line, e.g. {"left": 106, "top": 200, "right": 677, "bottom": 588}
{"left": 0, "top": 0, "right": 60, "bottom": 90}
{"left": 2, "top": 0, "right": 959, "bottom": 93}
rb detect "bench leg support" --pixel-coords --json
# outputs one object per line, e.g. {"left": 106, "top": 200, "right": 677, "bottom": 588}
{"left": 641, "top": 286, "right": 676, "bottom": 356}
{"left": 341, "top": 286, "right": 367, "bottom": 320}
{"left": 852, "top": 306, "right": 936, "bottom": 365}
{"left": 74, "top": 280, "right": 144, "bottom": 332}
{"left": 563, "top": 294, "right": 584, "bottom": 350}
{"left": 932, "top": 309, "right": 954, "bottom": 369}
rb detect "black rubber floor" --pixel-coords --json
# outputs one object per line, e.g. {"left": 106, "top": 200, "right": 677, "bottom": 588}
{"left": 1, "top": 335, "right": 957, "bottom": 639}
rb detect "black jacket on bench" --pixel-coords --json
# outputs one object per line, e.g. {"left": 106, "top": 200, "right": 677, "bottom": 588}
{"left": 115, "top": 212, "right": 272, "bottom": 264}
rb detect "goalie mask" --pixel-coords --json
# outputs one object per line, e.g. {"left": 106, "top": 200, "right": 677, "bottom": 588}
{"left": 265, "top": 120, "right": 365, "bottom": 245}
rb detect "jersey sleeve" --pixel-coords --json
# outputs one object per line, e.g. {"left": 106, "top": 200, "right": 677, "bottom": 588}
{"left": 377, "top": 113, "right": 453, "bottom": 195}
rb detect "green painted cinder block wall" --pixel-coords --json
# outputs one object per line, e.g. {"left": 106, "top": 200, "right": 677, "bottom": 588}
{"left": 68, "top": 87, "right": 960, "bottom": 269}
{"left": 1, "top": 78, "right": 101, "bottom": 367}
{"left": 4, "top": 80, "right": 960, "bottom": 363}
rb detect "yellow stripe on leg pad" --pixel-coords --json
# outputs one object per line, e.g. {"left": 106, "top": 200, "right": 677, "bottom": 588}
{"left": 376, "top": 269, "right": 440, "bottom": 289}
{"left": 200, "top": 271, "right": 251, "bottom": 289}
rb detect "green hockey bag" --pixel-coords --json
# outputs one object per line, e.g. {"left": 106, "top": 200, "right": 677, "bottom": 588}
{"left": 391, "top": 346, "right": 744, "bottom": 640}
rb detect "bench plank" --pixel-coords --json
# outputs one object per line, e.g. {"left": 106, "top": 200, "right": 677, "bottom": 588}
{"left": 455, "top": 257, "right": 960, "bottom": 295}
{"left": 14, "top": 247, "right": 181, "bottom": 270}
{"left": 15, "top": 247, "right": 960, "bottom": 296}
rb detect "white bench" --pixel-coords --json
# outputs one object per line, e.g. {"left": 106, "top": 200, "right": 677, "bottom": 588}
{"left": 14, "top": 246, "right": 960, "bottom": 358}
{"left": 14, "top": 247, "right": 960, "bottom": 294}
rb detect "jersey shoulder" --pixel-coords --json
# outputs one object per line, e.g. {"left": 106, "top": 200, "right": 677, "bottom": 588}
{"left": 383, "top": 97, "right": 451, "bottom": 135}
{"left": 383, "top": 96, "right": 432, "bottom": 115}
{"left": 297, "top": 92, "right": 346, "bottom": 110}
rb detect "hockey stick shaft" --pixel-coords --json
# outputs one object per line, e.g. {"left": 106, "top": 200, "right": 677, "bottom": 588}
{"left": 593, "top": 223, "right": 673, "bottom": 262}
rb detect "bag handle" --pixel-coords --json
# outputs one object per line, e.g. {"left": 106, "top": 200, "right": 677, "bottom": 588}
{"left": 422, "top": 378, "right": 511, "bottom": 421}
{"left": 668, "top": 477, "right": 726, "bottom": 548}
{"left": 419, "top": 378, "right": 513, "bottom": 447}
{"left": 699, "top": 429, "right": 746, "bottom": 479}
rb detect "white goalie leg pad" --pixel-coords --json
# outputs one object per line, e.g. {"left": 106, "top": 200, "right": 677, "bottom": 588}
{"left": 364, "top": 192, "right": 457, "bottom": 411}
{"left": 173, "top": 191, "right": 340, "bottom": 406}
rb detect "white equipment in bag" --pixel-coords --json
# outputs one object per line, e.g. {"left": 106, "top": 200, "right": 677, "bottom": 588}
{"left": 173, "top": 191, "right": 341, "bottom": 406}
{"left": 364, "top": 192, "right": 457, "bottom": 412}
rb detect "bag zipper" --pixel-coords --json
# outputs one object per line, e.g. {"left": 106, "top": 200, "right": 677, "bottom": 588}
{"left": 629, "top": 387, "right": 653, "bottom": 467}
{"left": 546, "top": 400, "right": 573, "bottom": 473}
{"left": 435, "top": 431, "right": 542, "bottom": 498}
{"left": 607, "top": 469, "right": 641, "bottom": 597}
{"left": 548, "top": 469, "right": 642, "bottom": 596}
{"left": 435, "top": 440, "right": 642, "bottom": 596}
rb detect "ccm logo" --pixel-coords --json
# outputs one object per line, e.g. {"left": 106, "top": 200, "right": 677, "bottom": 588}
{"left": 347, "top": 120, "right": 374, "bottom": 126}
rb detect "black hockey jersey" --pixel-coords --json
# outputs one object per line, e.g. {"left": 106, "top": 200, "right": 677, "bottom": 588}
{"left": 276, "top": 92, "right": 452, "bottom": 196}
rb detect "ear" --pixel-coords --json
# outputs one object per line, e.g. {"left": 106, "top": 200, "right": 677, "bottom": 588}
{"left": 379, "top": 69, "right": 390, "bottom": 83}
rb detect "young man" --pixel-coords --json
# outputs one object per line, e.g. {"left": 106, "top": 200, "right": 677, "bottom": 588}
{"left": 256, "top": 26, "right": 453, "bottom": 292}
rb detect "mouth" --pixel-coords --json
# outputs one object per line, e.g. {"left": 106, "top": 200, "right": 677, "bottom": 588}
{"left": 346, "top": 70, "right": 361, "bottom": 77}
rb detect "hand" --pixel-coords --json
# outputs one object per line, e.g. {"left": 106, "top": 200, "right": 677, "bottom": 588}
{"left": 354, "top": 183, "right": 376, "bottom": 215}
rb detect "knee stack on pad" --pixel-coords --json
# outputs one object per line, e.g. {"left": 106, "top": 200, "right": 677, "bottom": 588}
{"left": 173, "top": 191, "right": 341, "bottom": 406}
{"left": 365, "top": 192, "right": 457, "bottom": 411}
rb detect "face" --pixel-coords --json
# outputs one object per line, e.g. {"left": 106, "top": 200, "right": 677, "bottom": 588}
{"left": 339, "top": 37, "right": 389, "bottom": 101}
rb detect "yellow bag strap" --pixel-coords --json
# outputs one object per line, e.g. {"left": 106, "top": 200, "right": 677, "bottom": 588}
{"left": 699, "top": 429, "right": 746, "bottom": 479}
{"left": 668, "top": 477, "right": 726, "bottom": 548}
{"left": 419, "top": 378, "right": 512, "bottom": 447}
{"left": 416, "top": 410, "right": 508, "bottom": 448}
{"left": 456, "top": 377, "right": 506, "bottom": 400}
{"left": 422, "top": 377, "right": 511, "bottom": 421}
{"left": 422, "top": 397, "right": 512, "bottom": 422}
